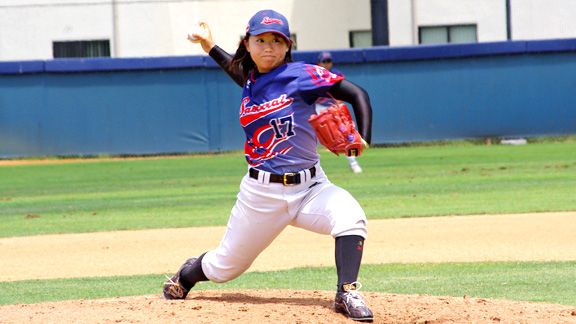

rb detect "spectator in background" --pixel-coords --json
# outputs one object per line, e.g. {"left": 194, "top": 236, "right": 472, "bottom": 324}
{"left": 315, "top": 51, "right": 363, "bottom": 174}
{"left": 317, "top": 51, "right": 344, "bottom": 77}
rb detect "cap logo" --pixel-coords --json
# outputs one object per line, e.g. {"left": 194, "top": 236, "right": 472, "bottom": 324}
{"left": 261, "top": 17, "right": 283, "bottom": 25}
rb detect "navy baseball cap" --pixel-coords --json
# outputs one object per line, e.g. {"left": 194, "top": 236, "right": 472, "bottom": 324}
{"left": 318, "top": 52, "right": 333, "bottom": 62}
{"left": 246, "top": 10, "right": 291, "bottom": 42}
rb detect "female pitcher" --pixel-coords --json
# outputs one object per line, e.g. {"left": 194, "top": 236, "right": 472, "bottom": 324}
{"left": 163, "top": 9, "right": 374, "bottom": 322}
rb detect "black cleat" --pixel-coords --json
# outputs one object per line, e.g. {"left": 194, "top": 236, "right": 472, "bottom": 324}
{"left": 163, "top": 257, "right": 197, "bottom": 300}
{"left": 334, "top": 282, "right": 373, "bottom": 322}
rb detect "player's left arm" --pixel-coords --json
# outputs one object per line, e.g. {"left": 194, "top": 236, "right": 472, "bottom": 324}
{"left": 328, "top": 80, "right": 373, "bottom": 144}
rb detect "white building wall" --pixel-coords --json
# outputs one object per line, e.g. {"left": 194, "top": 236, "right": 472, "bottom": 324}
{"left": 388, "top": 0, "right": 416, "bottom": 46}
{"left": 0, "top": 0, "right": 370, "bottom": 60}
{"left": 1, "top": 0, "right": 576, "bottom": 61}
{"left": 512, "top": 0, "right": 576, "bottom": 40}
{"left": 115, "top": 0, "right": 371, "bottom": 57}
{"left": 0, "top": 0, "right": 114, "bottom": 60}
{"left": 415, "top": 0, "right": 507, "bottom": 42}
{"left": 290, "top": 0, "right": 371, "bottom": 51}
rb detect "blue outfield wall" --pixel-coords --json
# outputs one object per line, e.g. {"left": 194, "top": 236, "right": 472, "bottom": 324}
{"left": 1, "top": 39, "right": 576, "bottom": 158}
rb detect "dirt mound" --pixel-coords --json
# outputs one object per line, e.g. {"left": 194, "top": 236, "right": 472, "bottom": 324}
{"left": 2, "top": 290, "right": 575, "bottom": 324}
{"left": 3, "top": 212, "right": 576, "bottom": 282}
{"left": 1, "top": 212, "right": 575, "bottom": 322}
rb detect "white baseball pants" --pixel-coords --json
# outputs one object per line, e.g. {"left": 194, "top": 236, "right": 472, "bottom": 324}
{"left": 201, "top": 163, "right": 368, "bottom": 283}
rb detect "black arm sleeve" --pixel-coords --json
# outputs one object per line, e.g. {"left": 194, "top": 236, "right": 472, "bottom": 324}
{"left": 208, "top": 45, "right": 244, "bottom": 88}
{"left": 328, "top": 79, "right": 373, "bottom": 144}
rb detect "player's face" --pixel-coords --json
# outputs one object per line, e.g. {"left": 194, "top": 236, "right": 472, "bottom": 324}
{"left": 245, "top": 32, "right": 289, "bottom": 73}
{"left": 318, "top": 61, "right": 333, "bottom": 71}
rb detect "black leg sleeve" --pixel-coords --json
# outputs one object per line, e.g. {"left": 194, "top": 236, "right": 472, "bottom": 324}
{"left": 335, "top": 235, "right": 365, "bottom": 291}
{"left": 179, "top": 252, "right": 209, "bottom": 290}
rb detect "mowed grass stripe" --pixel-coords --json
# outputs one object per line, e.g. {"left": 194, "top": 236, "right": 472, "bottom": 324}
{"left": 0, "top": 261, "right": 574, "bottom": 306}
{"left": 1, "top": 141, "right": 575, "bottom": 237}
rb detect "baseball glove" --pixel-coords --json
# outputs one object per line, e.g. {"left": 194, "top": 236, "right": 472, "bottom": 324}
{"left": 308, "top": 103, "right": 367, "bottom": 157}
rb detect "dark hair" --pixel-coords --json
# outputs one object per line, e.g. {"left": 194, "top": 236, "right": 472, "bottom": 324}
{"left": 230, "top": 33, "right": 293, "bottom": 82}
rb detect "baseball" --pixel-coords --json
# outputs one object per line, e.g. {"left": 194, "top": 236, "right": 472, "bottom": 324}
{"left": 188, "top": 23, "right": 207, "bottom": 43}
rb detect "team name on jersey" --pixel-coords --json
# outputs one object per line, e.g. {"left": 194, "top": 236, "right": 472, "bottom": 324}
{"left": 239, "top": 94, "right": 293, "bottom": 127}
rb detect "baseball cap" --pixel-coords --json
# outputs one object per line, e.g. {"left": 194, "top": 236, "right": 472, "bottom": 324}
{"left": 246, "top": 10, "right": 291, "bottom": 42}
{"left": 318, "top": 52, "right": 333, "bottom": 63}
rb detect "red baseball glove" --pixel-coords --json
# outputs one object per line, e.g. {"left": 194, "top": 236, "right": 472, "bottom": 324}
{"left": 308, "top": 103, "right": 367, "bottom": 157}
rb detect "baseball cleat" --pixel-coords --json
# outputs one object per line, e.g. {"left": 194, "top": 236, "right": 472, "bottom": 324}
{"left": 334, "top": 282, "right": 373, "bottom": 322}
{"left": 163, "top": 257, "right": 197, "bottom": 300}
{"left": 349, "top": 161, "right": 363, "bottom": 173}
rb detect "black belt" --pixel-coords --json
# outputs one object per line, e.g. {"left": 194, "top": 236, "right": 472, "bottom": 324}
{"left": 249, "top": 166, "right": 316, "bottom": 185}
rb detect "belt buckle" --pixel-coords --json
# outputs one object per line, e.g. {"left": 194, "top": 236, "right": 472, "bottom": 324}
{"left": 283, "top": 172, "right": 296, "bottom": 186}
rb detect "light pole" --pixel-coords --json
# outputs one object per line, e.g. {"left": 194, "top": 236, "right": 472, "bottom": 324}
{"left": 411, "top": 0, "right": 418, "bottom": 44}
{"left": 506, "top": 0, "right": 512, "bottom": 40}
{"left": 370, "top": 0, "right": 390, "bottom": 46}
{"left": 112, "top": 0, "right": 119, "bottom": 56}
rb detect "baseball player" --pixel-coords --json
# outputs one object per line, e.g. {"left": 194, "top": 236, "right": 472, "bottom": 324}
{"left": 164, "top": 9, "right": 374, "bottom": 322}
{"left": 315, "top": 51, "right": 363, "bottom": 174}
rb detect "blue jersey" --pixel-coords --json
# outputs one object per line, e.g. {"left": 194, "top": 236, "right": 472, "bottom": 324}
{"left": 240, "top": 62, "right": 344, "bottom": 173}
{"left": 329, "top": 67, "right": 344, "bottom": 77}
{"left": 315, "top": 67, "right": 345, "bottom": 108}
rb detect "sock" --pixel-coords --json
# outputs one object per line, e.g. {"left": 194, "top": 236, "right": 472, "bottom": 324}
{"left": 335, "top": 235, "right": 365, "bottom": 292}
{"left": 179, "top": 252, "right": 209, "bottom": 290}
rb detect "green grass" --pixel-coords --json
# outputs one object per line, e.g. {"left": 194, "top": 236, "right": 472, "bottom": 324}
{"left": 1, "top": 261, "right": 574, "bottom": 306}
{"left": 345, "top": 142, "right": 576, "bottom": 217}
{"left": 0, "top": 155, "right": 246, "bottom": 236}
{"left": 1, "top": 140, "right": 575, "bottom": 308}
{"left": 1, "top": 142, "right": 575, "bottom": 237}
{"left": 0, "top": 141, "right": 576, "bottom": 237}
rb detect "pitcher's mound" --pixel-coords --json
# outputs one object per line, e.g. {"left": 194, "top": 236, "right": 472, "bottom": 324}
{"left": 2, "top": 289, "right": 575, "bottom": 323}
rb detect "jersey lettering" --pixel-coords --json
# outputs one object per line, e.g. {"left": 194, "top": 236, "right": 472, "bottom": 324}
{"left": 239, "top": 94, "right": 293, "bottom": 127}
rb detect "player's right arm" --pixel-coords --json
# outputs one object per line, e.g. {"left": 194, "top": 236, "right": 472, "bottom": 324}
{"left": 209, "top": 46, "right": 244, "bottom": 87}
{"left": 188, "top": 22, "right": 244, "bottom": 87}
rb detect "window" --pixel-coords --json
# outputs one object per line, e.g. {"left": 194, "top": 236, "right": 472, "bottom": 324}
{"left": 53, "top": 40, "right": 111, "bottom": 58}
{"left": 349, "top": 30, "right": 372, "bottom": 48}
{"left": 419, "top": 25, "right": 477, "bottom": 45}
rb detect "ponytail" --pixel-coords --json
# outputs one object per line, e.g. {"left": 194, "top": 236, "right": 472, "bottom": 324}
{"left": 230, "top": 35, "right": 254, "bottom": 82}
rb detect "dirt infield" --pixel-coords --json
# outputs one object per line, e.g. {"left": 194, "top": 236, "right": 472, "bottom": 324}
{"left": 2, "top": 290, "right": 576, "bottom": 324}
{"left": 1, "top": 212, "right": 575, "bottom": 323}
{"left": 2, "top": 212, "right": 575, "bottom": 281}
